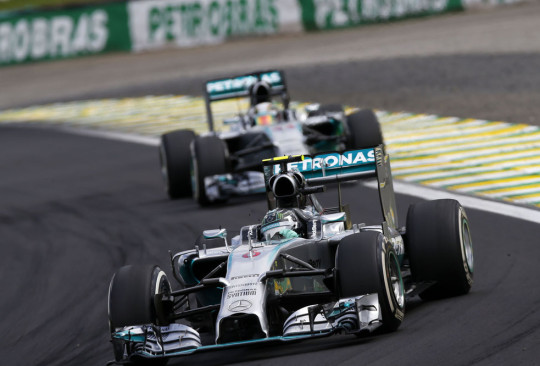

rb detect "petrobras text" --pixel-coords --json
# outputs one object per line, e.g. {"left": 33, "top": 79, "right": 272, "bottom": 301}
{"left": 206, "top": 71, "right": 283, "bottom": 96}
{"left": 272, "top": 148, "right": 375, "bottom": 174}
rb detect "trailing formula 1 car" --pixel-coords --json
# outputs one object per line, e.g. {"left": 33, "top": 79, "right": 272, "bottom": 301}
{"left": 159, "top": 69, "right": 383, "bottom": 204}
{"left": 108, "top": 147, "right": 474, "bottom": 365}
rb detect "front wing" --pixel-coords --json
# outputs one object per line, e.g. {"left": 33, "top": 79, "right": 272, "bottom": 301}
{"left": 204, "top": 171, "right": 266, "bottom": 202}
{"left": 109, "top": 294, "right": 381, "bottom": 364}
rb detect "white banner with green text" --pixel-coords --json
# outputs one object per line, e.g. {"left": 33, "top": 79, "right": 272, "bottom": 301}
{"left": 128, "top": 0, "right": 302, "bottom": 52}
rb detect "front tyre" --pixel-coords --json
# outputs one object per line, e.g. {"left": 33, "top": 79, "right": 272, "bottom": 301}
{"left": 406, "top": 199, "right": 474, "bottom": 299}
{"left": 108, "top": 265, "right": 172, "bottom": 361}
{"left": 336, "top": 231, "right": 405, "bottom": 332}
{"left": 108, "top": 265, "right": 171, "bottom": 329}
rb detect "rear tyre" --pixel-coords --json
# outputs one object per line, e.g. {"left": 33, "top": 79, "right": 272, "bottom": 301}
{"left": 191, "top": 135, "right": 229, "bottom": 206}
{"left": 406, "top": 199, "right": 474, "bottom": 300}
{"left": 346, "top": 109, "right": 384, "bottom": 149}
{"left": 336, "top": 232, "right": 405, "bottom": 332}
{"left": 159, "top": 130, "right": 196, "bottom": 199}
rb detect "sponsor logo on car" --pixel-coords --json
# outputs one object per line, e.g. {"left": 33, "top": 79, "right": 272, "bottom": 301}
{"left": 206, "top": 71, "right": 283, "bottom": 97}
{"left": 230, "top": 274, "right": 259, "bottom": 281}
{"left": 227, "top": 289, "right": 257, "bottom": 299}
{"left": 228, "top": 299, "right": 253, "bottom": 312}
{"left": 271, "top": 149, "right": 376, "bottom": 174}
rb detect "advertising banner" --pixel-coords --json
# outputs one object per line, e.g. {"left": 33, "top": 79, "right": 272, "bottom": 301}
{"left": 128, "top": 0, "right": 301, "bottom": 52}
{"left": 463, "top": 0, "right": 522, "bottom": 7}
{"left": 0, "top": 3, "right": 130, "bottom": 65}
{"left": 0, "top": 0, "right": 524, "bottom": 65}
{"left": 298, "top": 0, "right": 464, "bottom": 30}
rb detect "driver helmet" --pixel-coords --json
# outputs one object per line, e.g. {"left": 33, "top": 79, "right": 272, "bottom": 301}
{"left": 250, "top": 81, "right": 272, "bottom": 106}
{"left": 261, "top": 209, "right": 299, "bottom": 241}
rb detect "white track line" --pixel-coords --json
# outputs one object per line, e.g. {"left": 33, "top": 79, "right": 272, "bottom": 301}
{"left": 68, "top": 126, "right": 540, "bottom": 224}
{"left": 391, "top": 181, "right": 540, "bottom": 224}
{"left": 59, "top": 126, "right": 160, "bottom": 146}
{"left": 363, "top": 180, "right": 540, "bottom": 224}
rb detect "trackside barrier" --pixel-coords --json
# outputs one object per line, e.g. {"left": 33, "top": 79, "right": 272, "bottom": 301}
{"left": 297, "top": 0, "right": 524, "bottom": 31}
{"left": 297, "top": 0, "right": 464, "bottom": 31}
{"left": 127, "top": 0, "right": 302, "bottom": 52}
{"left": 463, "top": 0, "right": 524, "bottom": 8}
{"left": 0, "top": 0, "right": 526, "bottom": 66}
{"left": 0, "top": 2, "right": 130, "bottom": 65}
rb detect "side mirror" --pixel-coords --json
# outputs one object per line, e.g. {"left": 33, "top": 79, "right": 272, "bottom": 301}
{"left": 304, "top": 103, "right": 320, "bottom": 114}
{"left": 203, "top": 228, "right": 227, "bottom": 239}
{"left": 321, "top": 213, "right": 346, "bottom": 238}
{"left": 321, "top": 212, "right": 346, "bottom": 224}
{"left": 202, "top": 228, "right": 231, "bottom": 252}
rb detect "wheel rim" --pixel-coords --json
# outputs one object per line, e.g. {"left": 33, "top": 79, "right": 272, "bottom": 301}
{"left": 461, "top": 219, "right": 474, "bottom": 273}
{"left": 107, "top": 274, "right": 116, "bottom": 333}
{"left": 389, "top": 252, "right": 405, "bottom": 309}
{"left": 153, "top": 269, "right": 171, "bottom": 325}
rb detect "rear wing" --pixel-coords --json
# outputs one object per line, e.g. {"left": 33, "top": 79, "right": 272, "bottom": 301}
{"left": 262, "top": 146, "right": 399, "bottom": 230}
{"left": 204, "top": 70, "right": 289, "bottom": 131}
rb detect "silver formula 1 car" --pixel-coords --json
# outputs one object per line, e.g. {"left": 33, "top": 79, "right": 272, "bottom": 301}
{"left": 159, "top": 69, "right": 383, "bottom": 205}
{"left": 108, "top": 147, "right": 474, "bottom": 365}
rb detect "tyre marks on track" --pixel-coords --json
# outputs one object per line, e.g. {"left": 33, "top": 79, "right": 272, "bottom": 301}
{"left": 1, "top": 96, "right": 540, "bottom": 209}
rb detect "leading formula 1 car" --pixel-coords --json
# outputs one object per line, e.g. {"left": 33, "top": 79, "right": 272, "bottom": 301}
{"left": 159, "top": 69, "right": 383, "bottom": 205}
{"left": 108, "top": 147, "right": 474, "bottom": 365}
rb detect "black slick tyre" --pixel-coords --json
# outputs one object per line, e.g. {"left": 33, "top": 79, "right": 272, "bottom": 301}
{"left": 346, "top": 109, "right": 384, "bottom": 149}
{"left": 406, "top": 199, "right": 474, "bottom": 299}
{"left": 191, "top": 135, "right": 228, "bottom": 206}
{"left": 336, "top": 231, "right": 405, "bottom": 332}
{"left": 108, "top": 265, "right": 171, "bottom": 331}
{"left": 159, "top": 130, "right": 196, "bottom": 199}
{"left": 108, "top": 265, "right": 171, "bottom": 363}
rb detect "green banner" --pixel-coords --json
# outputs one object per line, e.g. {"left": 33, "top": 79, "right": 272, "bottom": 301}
{"left": 0, "top": 3, "right": 130, "bottom": 65}
{"left": 298, "top": 0, "right": 463, "bottom": 31}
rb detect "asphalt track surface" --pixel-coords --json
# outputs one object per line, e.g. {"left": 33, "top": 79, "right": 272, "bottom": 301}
{"left": 2, "top": 2, "right": 540, "bottom": 365}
